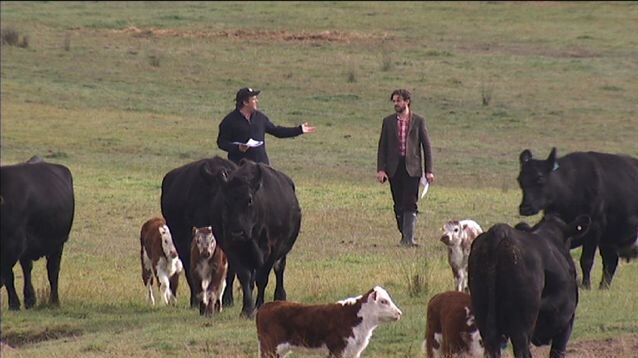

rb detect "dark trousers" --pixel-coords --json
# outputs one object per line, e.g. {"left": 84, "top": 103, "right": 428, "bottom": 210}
{"left": 388, "top": 157, "right": 420, "bottom": 215}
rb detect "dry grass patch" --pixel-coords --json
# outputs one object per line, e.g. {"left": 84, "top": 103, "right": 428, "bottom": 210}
{"left": 109, "top": 26, "right": 391, "bottom": 43}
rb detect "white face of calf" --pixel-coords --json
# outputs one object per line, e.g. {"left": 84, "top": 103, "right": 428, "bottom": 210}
{"left": 360, "top": 286, "right": 402, "bottom": 323}
{"left": 440, "top": 220, "right": 482, "bottom": 247}
{"left": 192, "top": 226, "right": 216, "bottom": 258}
{"left": 441, "top": 221, "right": 465, "bottom": 247}
{"left": 159, "top": 225, "right": 178, "bottom": 259}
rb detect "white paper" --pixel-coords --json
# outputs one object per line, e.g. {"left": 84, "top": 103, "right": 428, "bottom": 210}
{"left": 233, "top": 138, "right": 263, "bottom": 147}
{"left": 420, "top": 175, "right": 429, "bottom": 199}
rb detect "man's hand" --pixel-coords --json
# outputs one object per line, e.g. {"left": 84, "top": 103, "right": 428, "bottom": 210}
{"left": 377, "top": 170, "right": 388, "bottom": 183}
{"left": 425, "top": 172, "right": 435, "bottom": 184}
{"left": 238, "top": 143, "right": 249, "bottom": 152}
{"left": 301, "top": 122, "right": 316, "bottom": 134}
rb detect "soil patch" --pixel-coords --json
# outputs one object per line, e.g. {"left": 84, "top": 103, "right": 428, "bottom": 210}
{"left": 1, "top": 326, "right": 83, "bottom": 348}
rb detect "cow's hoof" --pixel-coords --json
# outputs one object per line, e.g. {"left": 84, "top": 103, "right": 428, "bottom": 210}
{"left": 24, "top": 299, "right": 36, "bottom": 309}
{"left": 240, "top": 309, "right": 256, "bottom": 319}
{"left": 598, "top": 282, "right": 611, "bottom": 290}
{"left": 578, "top": 281, "right": 591, "bottom": 290}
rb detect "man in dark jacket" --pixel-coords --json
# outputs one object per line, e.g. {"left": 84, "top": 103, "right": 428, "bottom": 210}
{"left": 217, "top": 87, "right": 316, "bottom": 165}
{"left": 377, "top": 89, "right": 434, "bottom": 246}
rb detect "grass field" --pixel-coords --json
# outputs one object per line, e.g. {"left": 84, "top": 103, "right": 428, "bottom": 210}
{"left": 2, "top": 2, "right": 638, "bottom": 357}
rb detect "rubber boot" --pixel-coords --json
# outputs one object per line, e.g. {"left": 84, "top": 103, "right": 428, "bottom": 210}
{"left": 400, "top": 211, "right": 419, "bottom": 247}
{"left": 394, "top": 211, "right": 403, "bottom": 235}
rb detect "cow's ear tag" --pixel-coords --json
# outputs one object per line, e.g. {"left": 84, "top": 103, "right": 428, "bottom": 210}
{"left": 552, "top": 162, "right": 560, "bottom": 171}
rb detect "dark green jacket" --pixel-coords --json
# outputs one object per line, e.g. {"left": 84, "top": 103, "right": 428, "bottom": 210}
{"left": 377, "top": 112, "right": 433, "bottom": 178}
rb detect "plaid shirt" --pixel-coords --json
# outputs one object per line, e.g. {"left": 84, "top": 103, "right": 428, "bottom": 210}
{"left": 397, "top": 115, "right": 409, "bottom": 156}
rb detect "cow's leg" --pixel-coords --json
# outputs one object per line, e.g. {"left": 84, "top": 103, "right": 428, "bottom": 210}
{"left": 548, "top": 316, "right": 573, "bottom": 358}
{"left": 599, "top": 246, "right": 619, "bottom": 289}
{"left": 236, "top": 267, "right": 255, "bottom": 318}
{"left": 579, "top": 241, "right": 597, "bottom": 289}
{"left": 255, "top": 259, "right": 276, "bottom": 309}
{"left": 174, "top": 238, "right": 196, "bottom": 308}
{"left": 452, "top": 267, "right": 462, "bottom": 292}
{"left": 169, "top": 273, "right": 179, "bottom": 300}
{"left": 461, "top": 270, "right": 469, "bottom": 293}
{"left": 223, "top": 265, "right": 236, "bottom": 307}
{"left": 147, "top": 279, "right": 156, "bottom": 305}
{"left": 483, "top": 340, "right": 502, "bottom": 358}
{"left": 46, "top": 247, "right": 64, "bottom": 306}
{"left": 273, "top": 256, "right": 287, "bottom": 301}
{"left": 509, "top": 332, "right": 532, "bottom": 358}
{"left": 20, "top": 258, "right": 36, "bottom": 309}
{"left": 2, "top": 265, "right": 20, "bottom": 310}
{"left": 203, "top": 289, "right": 214, "bottom": 317}
{"left": 158, "top": 272, "right": 173, "bottom": 305}
{"left": 141, "top": 247, "right": 155, "bottom": 304}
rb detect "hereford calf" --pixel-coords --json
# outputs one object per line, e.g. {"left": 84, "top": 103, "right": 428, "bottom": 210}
{"left": 190, "top": 226, "right": 228, "bottom": 316}
{"left": 256, "top": 286, "right": 402, "bottom": 358}
{"left": 440, "top": 220, "right": 483, "bottom": 292}
{"left": 423, "top": 291, "right": 483, "bottom": 358}
{"left": 140, "top": 217, "right": 183, "bottom": 305}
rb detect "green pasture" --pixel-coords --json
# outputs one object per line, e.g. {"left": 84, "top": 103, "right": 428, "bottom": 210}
{"left": 1, "top": 2, "right": 637, "bottom": 357}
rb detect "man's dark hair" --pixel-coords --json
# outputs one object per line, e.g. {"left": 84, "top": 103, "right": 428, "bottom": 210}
{"left": 390, "top": 89, "right": 412, "bottom": 106}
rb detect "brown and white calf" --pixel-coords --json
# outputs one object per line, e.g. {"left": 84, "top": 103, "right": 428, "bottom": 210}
{"left": 140, "top": 217, "right": 183, "bottom": 305}
{"left": 423, "top": 291, "right": 483, "bottom": 358}
{"left": 256, "top": 286, "right": 402, "bottom": 358}
{"left": 440, "top": 220, "right": 483, "bottom": 292}
{"left": 190, "top": 226, "right": 228, "bottom": 316}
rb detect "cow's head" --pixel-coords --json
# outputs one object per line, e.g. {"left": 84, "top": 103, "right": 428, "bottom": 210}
{"left": 440, "top": 220, "right": 464, "bottom": 246}
{"left": 192, "top": 226, "right": 216, "bottom": 258}
{"left": 159, "top": 224, "right": 178, "bottom": 259}
{"left": 200, "top": 157, "right": 236, "bottom": 197}
{"left": 530, "top": 213, "right": 591, "bottom": 248}
{"left": 220, "top": 160, "right": 262, "bottom": 243}
{"left": 517, "top": 147, "right": 560, "bottom": 216}
{"left": 360, "top": 286, "right": 402, "bottom": 323}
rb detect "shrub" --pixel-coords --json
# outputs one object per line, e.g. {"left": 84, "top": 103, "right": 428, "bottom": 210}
{"left": 381, "top": 52, "right": 393, "bottom": 71}
{"left": 481, "top": 80, "right": 493, "bottom": 106}
{"left": 18, "top": 35, "right": 29, "bottom": 48}
{"left": 1, "top": 28, "right": 29, "bottom": 48}
{"left": 64, "top": 33, "right": 71, "bottom": 51}
{"left": 149, "top": 53, "right": 161, "bottom": 67}
{"left": 346, "top": 69, "right": 356, "bottom": 83}
{"left": 1, "top": 27, "right": 19, "bottom": 46}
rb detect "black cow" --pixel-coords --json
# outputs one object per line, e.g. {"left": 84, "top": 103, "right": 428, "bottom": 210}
{"left": 218, "top": 159, "right": 301, "bottom": 318}
{"left": 0, "top": 156, "right": 75, "bottom": 310}
{"left": 517, "top": 147, "right": 638, "bottom": 289}
{"left": 468, "top": 214, "right": 590, "bottom": 358}
{"left": 160, "top": 156, "right": 237, "bottom": 308}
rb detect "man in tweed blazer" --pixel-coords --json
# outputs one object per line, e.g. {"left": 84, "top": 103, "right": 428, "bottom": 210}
{"left": 377, "top": 89, "right": 435, "bottom": 246}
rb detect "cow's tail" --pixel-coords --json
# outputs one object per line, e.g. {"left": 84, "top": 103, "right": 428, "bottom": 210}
{"left": 484, "top": 226, "right": 509, "bottom": 354}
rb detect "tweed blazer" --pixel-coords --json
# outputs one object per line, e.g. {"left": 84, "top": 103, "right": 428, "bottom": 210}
{"left": 377, "top": 112, "right": 433, "bottom": 178}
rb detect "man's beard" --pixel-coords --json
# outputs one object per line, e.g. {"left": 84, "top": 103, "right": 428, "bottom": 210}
{"left": 395, "top": 105, "right": 405, "bottom": 113}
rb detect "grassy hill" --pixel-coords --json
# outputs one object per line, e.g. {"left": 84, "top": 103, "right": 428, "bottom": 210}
{"left": 1, "top": 2, "right": 637, "bottom": 357}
